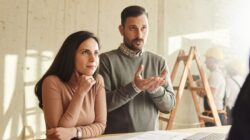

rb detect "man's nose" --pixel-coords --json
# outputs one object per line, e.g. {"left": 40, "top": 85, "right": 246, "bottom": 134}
{"left": 136, "top": 29, "right": 143, "bottom": 38}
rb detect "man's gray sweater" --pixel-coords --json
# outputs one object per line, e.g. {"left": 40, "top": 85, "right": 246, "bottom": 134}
{"left": 99, "top": 48, "right": 175, "bottom": 134}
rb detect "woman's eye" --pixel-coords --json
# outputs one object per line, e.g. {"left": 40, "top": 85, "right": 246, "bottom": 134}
{"left": 81, "top": 51, "right": 88, "bottom": 55}
{"left": 94, "top": 51, "right": 99, "bottom": 56}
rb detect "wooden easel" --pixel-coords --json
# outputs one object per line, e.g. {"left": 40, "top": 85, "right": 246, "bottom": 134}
{"left": 159, "top": 46, "right": 222, "bottom": 130}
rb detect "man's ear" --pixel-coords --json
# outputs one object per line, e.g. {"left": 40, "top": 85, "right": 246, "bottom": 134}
{"left": 119, "top": 25, "right": 124, "bottom": 36}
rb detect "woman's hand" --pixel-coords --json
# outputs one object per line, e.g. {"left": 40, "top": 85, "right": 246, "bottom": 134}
{"left": 75, "top": 71, "right": 96, "bottom": 96}
{"left": 46, "top": 127, "right": 76, "bottom": 140}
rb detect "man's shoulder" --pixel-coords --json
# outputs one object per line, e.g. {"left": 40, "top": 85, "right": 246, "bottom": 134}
{"left": 212, "top": 70, "right": 225, "bottom": 78}
{"left": 144, "top": 51, "right": 165, "bottom": 60}
{"left": 100, "top": 49, "right": 120, "bottom": 58}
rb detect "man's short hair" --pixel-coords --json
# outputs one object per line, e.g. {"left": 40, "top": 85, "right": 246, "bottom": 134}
{"left": 121, "top": 5, "right": 148, "bottom": 26}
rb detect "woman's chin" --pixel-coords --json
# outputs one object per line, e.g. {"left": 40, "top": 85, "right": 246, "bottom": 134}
{"left": 80, "top": 71, "right": 95, "bottom": 76}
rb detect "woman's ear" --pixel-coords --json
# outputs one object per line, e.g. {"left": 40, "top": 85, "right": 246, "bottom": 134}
{"left": 119, "top": 25, "right": 124, "bottom": 36}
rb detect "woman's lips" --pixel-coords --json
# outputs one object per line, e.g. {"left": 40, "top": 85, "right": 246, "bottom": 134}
{"left": 86, "top": 65, "right": 96, "bottom": 69}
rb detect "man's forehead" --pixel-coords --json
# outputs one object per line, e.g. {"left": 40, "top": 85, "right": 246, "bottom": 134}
{"left": 124, "top": 16, "right": 148, "bottom": 26}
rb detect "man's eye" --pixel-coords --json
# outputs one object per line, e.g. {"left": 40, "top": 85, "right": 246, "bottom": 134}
{"left": 142, "top": 26, "right": 147, "bottom": 30}
{"left": 129, "top": 27, "right": 137, "bottom": 31}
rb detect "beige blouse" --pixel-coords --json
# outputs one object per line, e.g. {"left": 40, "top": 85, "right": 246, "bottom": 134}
{"left": 42, "top": 74, "right": 106, "bottom": 139}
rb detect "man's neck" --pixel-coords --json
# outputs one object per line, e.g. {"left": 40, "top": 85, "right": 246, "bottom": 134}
{"left": 124, "top": 43, "right": 141, "bottom": 52}
{"left": 118, "top": 43, "right": 144, "bottom": 57}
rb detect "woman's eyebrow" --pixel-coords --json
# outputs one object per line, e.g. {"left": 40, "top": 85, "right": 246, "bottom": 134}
{"left": 79, "top": 48, "right": 89, "bottom": 51}
{"left": 79, "top": 48, "right": 99, "bottom": 52}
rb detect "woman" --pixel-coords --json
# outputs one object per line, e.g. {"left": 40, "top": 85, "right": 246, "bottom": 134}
{"left": 35, "top": 31, "right": 106, "bottom": 139}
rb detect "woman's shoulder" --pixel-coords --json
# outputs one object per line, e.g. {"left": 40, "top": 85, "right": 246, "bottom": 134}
{"left": 43, "top": 75, "right": 63, "bottom": 86}
{"left": 94, "top": 74, "right": 105, "bottom": 90}
{"left": 95, "top": 74, "right": 104, "bottom": 84}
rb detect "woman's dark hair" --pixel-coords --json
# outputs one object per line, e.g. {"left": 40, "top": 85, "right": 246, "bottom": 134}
{"left": 34, "top": 31, "right": 100, "bottom": 109}
{"left": 121, "top": 5, "right": 148, "bottom": 26}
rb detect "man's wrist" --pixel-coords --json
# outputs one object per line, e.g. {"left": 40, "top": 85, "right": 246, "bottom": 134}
{"left": 148, "top": 87, "right": 161, "bottom": 94}
{"left": 132, "top": 81, "right": 142, "bottom": 93}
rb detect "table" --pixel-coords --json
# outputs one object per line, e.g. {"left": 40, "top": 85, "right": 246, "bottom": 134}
{"left": 86, "top": 125, "right": 231, "bottom": 140}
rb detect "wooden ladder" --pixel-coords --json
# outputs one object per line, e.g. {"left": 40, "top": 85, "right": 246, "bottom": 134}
{"left": 159, "top": 46, "right": 222, "bottom": 130}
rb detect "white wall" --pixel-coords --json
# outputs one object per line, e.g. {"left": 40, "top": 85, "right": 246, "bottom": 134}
{"left": 0, "top": 0, "right": 27, "bottom": 139}
{"left": 0, "top": 0, "right": 249, "bottom": 139}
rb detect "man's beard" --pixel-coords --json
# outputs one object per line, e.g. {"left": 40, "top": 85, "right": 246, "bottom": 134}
{"left": 124, "top": 38, "right": 144, "bottom": 51}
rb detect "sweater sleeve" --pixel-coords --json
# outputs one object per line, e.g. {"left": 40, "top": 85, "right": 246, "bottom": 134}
{"left": 79, "top": 75, "right": 107, "bottom": 138}
{"left": 42, "top": 76, "right": 85, "bottom": 128}
{"left": 43, "top": 75, "right": 107, "bottom": 139}
{"left": 148, "top": 61, "right": 176, "bottom": 113}
{"left": 99, "top": 54, "right": 140, "bottom": 112}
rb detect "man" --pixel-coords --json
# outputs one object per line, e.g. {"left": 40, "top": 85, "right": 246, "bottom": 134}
{"left": 201, "top": 47, "right": 227, "bottom": 126}
{"left": 99, "top": 5, "right": 175, "bottom": 133}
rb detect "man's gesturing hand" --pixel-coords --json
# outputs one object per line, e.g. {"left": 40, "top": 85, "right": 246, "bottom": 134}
{"left": 147, "top": 69, "right": 167, "bottom": 93}
{"left": 134, "top": 65, "right": 167, "bottom": 92}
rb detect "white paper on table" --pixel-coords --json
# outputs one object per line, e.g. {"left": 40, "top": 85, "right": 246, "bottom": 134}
{"left": 124, "top": 130, "right": 192, "bottom": 140}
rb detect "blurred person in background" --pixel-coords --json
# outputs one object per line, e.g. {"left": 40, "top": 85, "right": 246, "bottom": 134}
{"left": 197, "top": 47, "right": 227, "bottom": 126}
{"left": 227, "top": 57, "right": 250, "bottom": 140}
{"left": 225, "top": 59, "right": 246, "bottom": 124}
